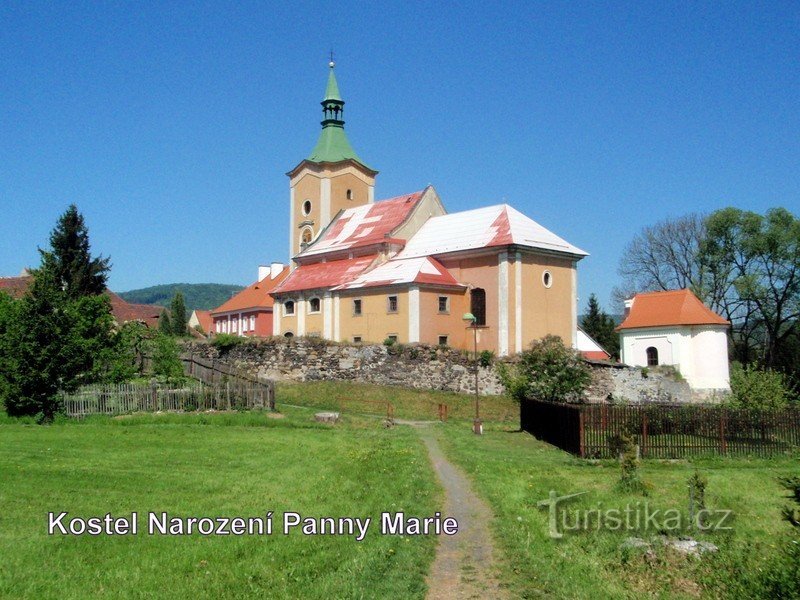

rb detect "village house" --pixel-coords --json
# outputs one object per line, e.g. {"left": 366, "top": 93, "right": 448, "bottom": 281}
{"left": 210, "top": 264, "right": 288, "bottom": 337}
{"left": 616, "top": 289, "right": 731, "bottom": 392}
{"left": 0, "top": 273, "right": 162, "bottom": 328}
{"left": 265, "top": 62, "right": 588, "bottom": 356}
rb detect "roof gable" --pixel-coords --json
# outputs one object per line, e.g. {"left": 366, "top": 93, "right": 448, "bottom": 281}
{"left": 617, "top": 289, "right": 729, "bottom": 330}
{"left": 398, "top": 204, "right": 587, "bottom": 259}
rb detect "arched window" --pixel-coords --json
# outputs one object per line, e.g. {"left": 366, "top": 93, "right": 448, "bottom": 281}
{"left": 646, "top": 347, "right": 659, "bottom": 366}
{"left": 300, "top": 228, "right": 313, "bottom": 245}
{"left": 471, "top": 288, "right": 486, "bottom": 326}
{"left": 346, "top": 189, "right": 353, "bottom": 200}
{"left": 284, "top": 332, "right": 294, "bottom": 338}
{"left": 308, "top": 297, "right": 321, "bottom": 313}
{"left": 284, "top": 300, "right": 295, "bottom": 316}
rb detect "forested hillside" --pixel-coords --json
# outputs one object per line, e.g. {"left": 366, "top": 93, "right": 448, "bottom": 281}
{"left": 119, "top": 283, "right": 244, "bottom": 311}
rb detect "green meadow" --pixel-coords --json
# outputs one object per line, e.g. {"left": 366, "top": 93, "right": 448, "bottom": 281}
{"left": 1, "top": 381, "right": 797, "bottom": 598}
{"left": 0, "top": 407, "right": 438, "bottom": 599}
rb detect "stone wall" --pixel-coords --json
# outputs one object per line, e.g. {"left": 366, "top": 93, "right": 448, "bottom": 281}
{"left": 182, "top": 338, "right": 505, "bottom": 396}
{"left": 182, "top": 339, "right": 698, "bottom": 403}
{"left": 585, "top": 362, "right": 695, "bottom": 404}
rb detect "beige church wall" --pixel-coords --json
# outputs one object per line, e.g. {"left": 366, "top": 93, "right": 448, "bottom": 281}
{"left": 440, "top": 254, "right": 500, "bottom": 353}
{"left": 292, "top": 174, "right": 322, "bottom": 256}
{"left": 330, "top": 172, "right": 371, "bottom": 214}
{"left": 337, "top": 289, "right": 409, "bottom": 344}
{"left": 304, "top": 306, "right": 323, "bottom": 336}
{"left": 519, "top": 253, "right": 574, "bottom": 347}
{"left": 418, "top": 288, "right": 469, "bottom": 348}
{"left": 280, "top": 308, "right": 297, "bottom": 336}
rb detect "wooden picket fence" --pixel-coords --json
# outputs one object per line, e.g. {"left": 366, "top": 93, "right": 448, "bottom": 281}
{"left": 62, "top": 381, "right": 273, "bottom": 418}
{"left": 521, "top": 399, "right": 800, "bottom": 458}
{"left": 62, "top": 354, "right": 275, "bottom": 418}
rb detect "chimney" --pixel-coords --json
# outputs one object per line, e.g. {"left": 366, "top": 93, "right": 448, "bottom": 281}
{"left": 270, "top": 262, "right": 284, "bottom": 280}
{"left": 258, "top": 265, "right": 270, "bottom": 281}
{"left": 624, "top": 298, "right": 635, "bottom": 318}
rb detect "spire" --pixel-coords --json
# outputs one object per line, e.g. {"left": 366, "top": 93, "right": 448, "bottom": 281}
{"left": 307, "top": 60, "right": 370, "bottom": 168}
{"left": 324, "top": 60, "right": 342, "bottom": 102}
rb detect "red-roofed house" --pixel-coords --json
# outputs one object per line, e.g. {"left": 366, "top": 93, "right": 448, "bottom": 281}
{"left": 210, "top": 264, "right": 288, "bottom": 337}
{"left": 266, "top": 63, "right": 589, "bottom": 354}
{"left": 1, "top": 274, "right": 162, "bottom": 328}
{"left": 617, "top": 289, "right": 730, "bottom": 392}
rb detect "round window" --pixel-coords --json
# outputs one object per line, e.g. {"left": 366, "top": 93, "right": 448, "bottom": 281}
{"left": 302, "top": 200, "right": 312, "bottom": 216}
{"left": 542, "top": 271, "right": 553, "bottom": 288}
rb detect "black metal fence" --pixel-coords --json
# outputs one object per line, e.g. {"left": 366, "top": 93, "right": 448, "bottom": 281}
{"left": 521, "top": 399, "right": 800, "bottom": 458}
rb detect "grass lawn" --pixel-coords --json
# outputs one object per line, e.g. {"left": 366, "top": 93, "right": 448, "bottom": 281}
{"left": 0, "top": 407, "right": 439, "bottom": 599}
{"left": 436, "top": 420, "right": 799, "bottom": 599}
{"left": 277, "top": 380, "right": 517, "bottom": 422}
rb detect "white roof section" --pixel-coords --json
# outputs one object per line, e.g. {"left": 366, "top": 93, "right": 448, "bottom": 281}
{"left": 577, "top": 328, "right": 606, "bottom": 353}
{"left": 398, "top": 204, "right": 588, "bottom": 259}
{"left": 333, "top": 256, "right": 461, "bottom": 290}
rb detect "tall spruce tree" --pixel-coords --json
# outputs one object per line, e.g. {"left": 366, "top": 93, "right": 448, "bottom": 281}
{"left": 38, "top": 204, "right": 110, "bottom": 298}
{"left": 158, "top": 309, "right": 172, "bottom": 336}
{"left": 170, "top": 292, "right": 187, "bottom": 337}
{"left": 581, "top": 294, "right": 620, "bottom": 359}
{"left": 0, "top": 206, "right": 115, "bottom": 420}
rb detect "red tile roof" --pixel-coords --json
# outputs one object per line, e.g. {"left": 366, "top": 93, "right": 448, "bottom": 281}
{"left": 2, "top": 276, "right": 162, "bottom": 327}
{"left": 192, "top": 309, "right": 213, "bottom": 332}
{"left": 0, "top": 275, "right": 33, "bottom": 299}
{"left": 106, "top": 291, "right": 162, "bottom": 328}
{"left": 616, "top": 289, "right": 729, "bottom": 330}
{"left": 212, "top": 268, "right": 289, "bottom": 315}
{"left": 300, "top": 190, "right": 425, "bottom": 257}
{"left": 272, "top": 256, "right": 376, "bottom": 294}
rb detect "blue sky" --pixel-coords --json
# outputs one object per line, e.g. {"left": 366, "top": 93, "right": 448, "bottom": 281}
{"left": 1, "top": 1, "right": 798, "bottom": 311}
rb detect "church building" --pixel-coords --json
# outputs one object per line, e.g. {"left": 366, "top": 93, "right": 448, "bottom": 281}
{"left": 269, "top": 62, "right": 588, "bottom": 357}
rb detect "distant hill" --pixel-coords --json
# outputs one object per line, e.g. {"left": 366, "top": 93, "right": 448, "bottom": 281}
{"left": 119, "top": 283, "right": 245, "bottom": 311}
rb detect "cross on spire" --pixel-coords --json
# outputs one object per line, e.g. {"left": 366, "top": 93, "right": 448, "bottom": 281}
{"left": 329, "top": 49, "right": 335, "bottom": 68}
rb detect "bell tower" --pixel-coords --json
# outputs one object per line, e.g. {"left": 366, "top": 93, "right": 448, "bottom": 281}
{"left": 286, "top": 60, "right": 378, "bottom": 262}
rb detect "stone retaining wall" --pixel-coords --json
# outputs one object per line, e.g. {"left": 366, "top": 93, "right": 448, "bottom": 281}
{"left": 182, "top": 338, "right": 696, "bottom": 403}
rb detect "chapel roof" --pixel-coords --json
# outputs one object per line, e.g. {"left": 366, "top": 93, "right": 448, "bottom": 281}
{"left": 616, "top": 289, "right": 729, "bottom": 330}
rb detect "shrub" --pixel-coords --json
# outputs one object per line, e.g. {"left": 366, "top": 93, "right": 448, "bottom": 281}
{"left": 728, "top": 364, "right": 791, "bottom": 411}
{"left": 498, "top": 335, "right": 591, "bottom": 403}
{"left": 383, "top": 337, "right": 396, "bottom": 347}
{"left": 148, "top": 332, "right": 184, "bottom": 383}
{"left": 211, "top": 333, "right": 245, "bottom": 353}
{"left": 610, "top": 432, "right": 647, "bottom": 495}
{"left": 479, "top": 350, "right": 495, "bottom": 368}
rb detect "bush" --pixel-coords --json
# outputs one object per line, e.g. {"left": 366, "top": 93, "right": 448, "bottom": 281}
{"left": 498, "top": 335, "right": 591, "bottom": 403}
{"left": 728, "top": 364, "right": 791, "bottom": 411}
{"left": 211, "top": 333, "right": 245, "bottom": 353}
{"left": 478, "top": 350, "right": 495, "bottom": 368}
{"left": 148, "top": 332, "right": 184, "bottom": 383}
{"left": 383, "top": 337, "right": 396, "bottom": 347}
